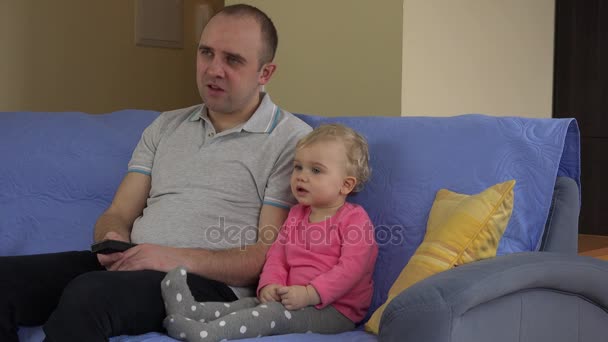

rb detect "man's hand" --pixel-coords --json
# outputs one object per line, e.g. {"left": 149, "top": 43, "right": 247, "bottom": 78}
{"left": 96, "top": 231, "right": 130, "bottom": 269}
{"left": 259, "top": 284, "right": 281, "bottom": 303}
{"left": 277, "top": 285, "right": 321, "bottom": 310}
{"left": 107, "top": 244, "right": 184, "bottom": 272}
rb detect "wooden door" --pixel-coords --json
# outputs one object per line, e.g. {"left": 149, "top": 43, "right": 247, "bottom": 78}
{"left": 553, "top": 0, "right": 608, "bottom": 235}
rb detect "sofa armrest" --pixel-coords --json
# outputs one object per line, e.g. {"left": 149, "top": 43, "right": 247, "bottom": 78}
{"left": 379, "top": 252, "right": 608, "bottom": 342}
{"left": 539, "top": 176, "right": 580, "bottom": 253}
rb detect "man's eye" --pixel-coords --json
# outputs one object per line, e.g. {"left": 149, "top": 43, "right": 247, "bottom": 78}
{"left": 200, "top": 49, "right": 213, "bottom": 57}
{"left": 227, "top": 56, "right": 240, "bottom": 64}
{"left": 312, "top": 168, "right": 321, "bottom": 174}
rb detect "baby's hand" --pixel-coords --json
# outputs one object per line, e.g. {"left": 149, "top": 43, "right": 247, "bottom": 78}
{"left": 277, "top": 285, "right": 320, "bottom": 310}
{"left": 258, "top": 284, "right": 281, "bottom": 303}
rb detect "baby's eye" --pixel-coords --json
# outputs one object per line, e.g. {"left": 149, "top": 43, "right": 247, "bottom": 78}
{"left": 312, "top": 167, "right": 321, "bottom": 174}
{"left": 294, "top": 165, "right": 303, "bottom": 171}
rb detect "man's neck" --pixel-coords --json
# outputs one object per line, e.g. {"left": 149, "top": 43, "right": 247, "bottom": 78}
{"left": 207, "top": 93, "right": 264, "bottom": 133}
{"left": 207, "top": 112, "right": 248, "bottom": 133}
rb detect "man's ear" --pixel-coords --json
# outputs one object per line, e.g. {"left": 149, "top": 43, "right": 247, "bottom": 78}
{"left": 259, "top": 63, "right": 277, "bottom": 85}
{"left": 340, "top": 176, "right": 357, "bottom": 195}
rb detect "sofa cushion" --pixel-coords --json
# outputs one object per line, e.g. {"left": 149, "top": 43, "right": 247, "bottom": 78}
{"left": 364, "top": 180, "right": 515, "bottom": 334}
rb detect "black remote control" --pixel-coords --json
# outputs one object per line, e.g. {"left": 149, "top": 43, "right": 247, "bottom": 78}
{"left": 91, "top": 239, "right": 137, "bottom": 254}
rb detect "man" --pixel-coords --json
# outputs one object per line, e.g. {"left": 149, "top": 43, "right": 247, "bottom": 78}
{"left": 0, "top": 4, "right": 311, "bottom": 341}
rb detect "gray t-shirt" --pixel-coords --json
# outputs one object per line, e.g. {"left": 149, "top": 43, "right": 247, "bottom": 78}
{"left": 127, "top": 94, "right": 311, "bottom": 296}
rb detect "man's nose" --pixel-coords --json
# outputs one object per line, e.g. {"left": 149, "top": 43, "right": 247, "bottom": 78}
{"left": 206, "top": 57, "right": 225, "bottom": 78}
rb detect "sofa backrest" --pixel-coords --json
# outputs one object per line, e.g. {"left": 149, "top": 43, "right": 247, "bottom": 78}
{"left": 0, "top": 111, "right": 579, "bottom": 325}
{"left": 295, "top": 113, "right": 580, "bottom": 322}
{"left": 0, "top": 111, "right": 158, "bottom": 256}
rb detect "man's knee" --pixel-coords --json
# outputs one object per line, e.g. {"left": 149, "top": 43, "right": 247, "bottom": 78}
{"left": 43, "top": 271, "right": 112, "bottom": 341}
{"left": 45, "top": 271, "right": 114, "bottom": 330}
{"left": 56, "top": 271, "right": 110, "bottom": 313}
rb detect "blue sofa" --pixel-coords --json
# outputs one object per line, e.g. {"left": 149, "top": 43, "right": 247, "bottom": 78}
{"left": 2, "top": 110, "right": 608, "bottom": 342}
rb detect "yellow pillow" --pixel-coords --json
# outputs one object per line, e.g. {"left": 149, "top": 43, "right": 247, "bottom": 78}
{"left": 365, "top": 180, "right": 515, "bottom": 334}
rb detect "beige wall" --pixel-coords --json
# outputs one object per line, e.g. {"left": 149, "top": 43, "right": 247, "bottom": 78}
{"left": 0, "top": 1, "right": 554, "bottom": 117}
{"left": 402, "top": 0, "right": 555, "bottom": 118}
{"left": 227, "top": 0, "right": 403, "bottom": 117}
{"left": 0, "top": 0, "right": 222, "bottom": 113}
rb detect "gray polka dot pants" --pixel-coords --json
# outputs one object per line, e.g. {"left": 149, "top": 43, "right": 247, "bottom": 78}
{"left": 161, "top": 267, "right": 354, "bottom": 341}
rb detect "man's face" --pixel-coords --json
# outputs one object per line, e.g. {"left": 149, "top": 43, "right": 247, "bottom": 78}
{"left": 196, "top": 14, "right": 273, "bottom": 117}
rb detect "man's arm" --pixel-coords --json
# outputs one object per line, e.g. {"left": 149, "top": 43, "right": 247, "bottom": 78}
{"left": 94, "top": 172, "right": 151, "bottom": 242}
{"left": 184, "top": 204, "right": 288, "bottom": 286}
{"left": 110, "top": 204, "right": 288, "bottom": 287}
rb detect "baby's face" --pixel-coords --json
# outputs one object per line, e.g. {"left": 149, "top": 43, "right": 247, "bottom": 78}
{"left": 291, "top": 140, "right": 350, "bottom": 208}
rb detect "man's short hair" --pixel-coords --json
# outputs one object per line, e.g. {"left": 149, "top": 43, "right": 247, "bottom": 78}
{"left": 216, "top": 4, "right": 278, "bottom": 66}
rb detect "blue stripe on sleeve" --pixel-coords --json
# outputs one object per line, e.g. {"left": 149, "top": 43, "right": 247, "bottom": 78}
{"left": 263, "top": 200, "right": 290, "bottom": 210}
{"left": 128, "top": 169, "right": 151, "bottom": 176}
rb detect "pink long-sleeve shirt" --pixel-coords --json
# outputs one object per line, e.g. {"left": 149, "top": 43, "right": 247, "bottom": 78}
{"left": 257, "top": 202, "right": 378, "bottom": 323}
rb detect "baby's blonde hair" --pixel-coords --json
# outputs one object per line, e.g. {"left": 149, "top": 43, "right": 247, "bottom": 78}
{"left": 296, "top": 124, "right": 371, "bottom": 192}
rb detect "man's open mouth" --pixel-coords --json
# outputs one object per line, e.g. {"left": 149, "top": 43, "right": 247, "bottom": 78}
{"left": 207, "top": 84, "right": 224, "bottom": 91}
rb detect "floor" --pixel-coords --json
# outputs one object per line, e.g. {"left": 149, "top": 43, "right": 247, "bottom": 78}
{"left": 578, "top": 234, "right": 608, "bottom": 260}
{"left": 578, "top": 234, "right": 608, "bottom": 253}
